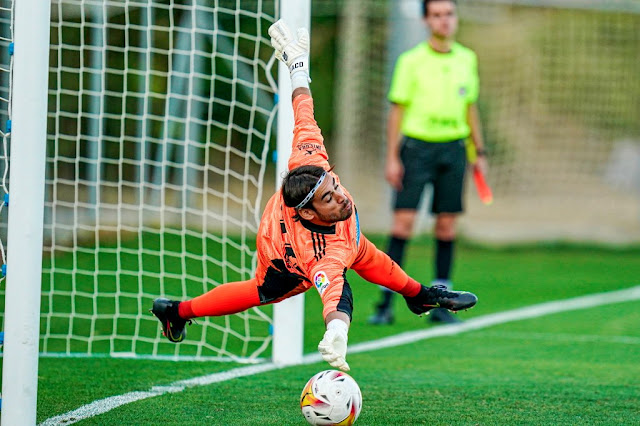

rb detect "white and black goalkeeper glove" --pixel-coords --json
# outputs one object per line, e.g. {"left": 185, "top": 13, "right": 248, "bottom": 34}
{"left": 268, "top": 19, "right": 310, "bottom": 89}
{"left": 318, "top": 319, "right": 350, "bottom": 372}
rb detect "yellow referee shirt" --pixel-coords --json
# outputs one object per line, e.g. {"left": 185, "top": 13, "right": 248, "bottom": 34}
{"left": 388, "top": 41, "right": 479, "bottom": 142}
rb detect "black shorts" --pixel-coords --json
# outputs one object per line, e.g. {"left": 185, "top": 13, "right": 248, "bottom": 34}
{"left": 393, "top": 136, "right": 467, "bottom": 214}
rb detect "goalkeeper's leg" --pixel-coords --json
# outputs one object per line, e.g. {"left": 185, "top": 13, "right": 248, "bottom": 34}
{"left": 369, "top": 236, "right": 408, "bottom": 324}
{"left": 352, "top": 235, "right": 422, "bottom": 297}
{"left": 352, "top": 235, "right": 477, "bottom": 316}
{"left": 151, "top": 279, "right": 261, "bottom": 343}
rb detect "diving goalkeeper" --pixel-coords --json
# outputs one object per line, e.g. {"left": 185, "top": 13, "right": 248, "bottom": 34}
{"left": 151, "top": 19, "right": 477, "bottom": 372}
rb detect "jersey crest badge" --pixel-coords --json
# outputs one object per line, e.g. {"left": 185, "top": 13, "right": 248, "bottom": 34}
{"left": 313, "top": 271, "right": 330, "bottom": 295}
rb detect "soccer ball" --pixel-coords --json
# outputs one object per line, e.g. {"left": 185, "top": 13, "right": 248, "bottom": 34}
{"left": 300, "top": 370, "right": 362, "bottom": 425}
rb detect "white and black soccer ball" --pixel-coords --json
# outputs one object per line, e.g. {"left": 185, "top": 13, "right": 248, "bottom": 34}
{"left": 300, "top": 370, "right": 362, "bottom": 425}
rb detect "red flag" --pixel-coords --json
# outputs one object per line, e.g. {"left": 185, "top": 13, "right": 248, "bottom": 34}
{"left": 473, "top": 168, "right": 493, "bottom": 205}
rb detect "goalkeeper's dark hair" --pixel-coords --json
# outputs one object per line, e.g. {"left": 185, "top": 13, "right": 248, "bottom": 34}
{"left": 282, "top": 165, "right": 334, "bottom": 217}
{"left": 422, "top": 0, "right": 457, "bottom": 17}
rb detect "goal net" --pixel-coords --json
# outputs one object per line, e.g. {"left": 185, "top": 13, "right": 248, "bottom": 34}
{"left": 38, "top": 0, "right": 278, "bottom": 361}
{"left": 334, "top": 0, "right": 640, "bottom": 244}
{"left": 0, "top": 0, "right": 11, "bottom": 276}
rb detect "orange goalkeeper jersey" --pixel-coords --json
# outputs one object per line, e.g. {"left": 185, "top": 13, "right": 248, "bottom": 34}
{"left": 255, "top": 94, "right": 364, "bottom": 319}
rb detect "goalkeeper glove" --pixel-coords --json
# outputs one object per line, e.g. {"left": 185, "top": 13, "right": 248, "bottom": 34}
{"left": 268, "top": 19, "right": 310, "bottom": 89}
{"left": 318, "top": 319, "right": 350, "bottom": 372}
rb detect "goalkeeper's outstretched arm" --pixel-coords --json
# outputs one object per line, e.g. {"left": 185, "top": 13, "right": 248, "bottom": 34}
{"left": 270, "top": 19, "right": 329, "bottom": 172}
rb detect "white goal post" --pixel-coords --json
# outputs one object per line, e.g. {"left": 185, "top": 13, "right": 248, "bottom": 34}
{"left": 1, "top": 0, "right": 51, "bottom": 423}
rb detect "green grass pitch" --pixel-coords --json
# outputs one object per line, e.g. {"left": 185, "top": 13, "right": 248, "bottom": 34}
{"left": 21, "top": 235, "right": 640, "bottom": 424}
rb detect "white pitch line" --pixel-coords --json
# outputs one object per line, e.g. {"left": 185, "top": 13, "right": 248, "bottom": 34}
{"left": 346, "top": 284, "right": 640, "bottom": 355}
{"left": 471, "top": 331, "right": 640, "bottom": 345}
{"left": 40, "top": 285, "right": 640, "bottom": 426}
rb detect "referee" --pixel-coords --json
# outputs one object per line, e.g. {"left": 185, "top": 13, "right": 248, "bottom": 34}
{"left": 370, "top": 0, "right": 487, "bottom": 325}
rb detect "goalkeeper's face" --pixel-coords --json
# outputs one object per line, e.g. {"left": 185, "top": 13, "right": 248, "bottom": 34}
{"left": 307, "top": 175, "right": 354, "bottom": 225}
{"left": 424, "top": 0, "right": 458, "bottom": 40}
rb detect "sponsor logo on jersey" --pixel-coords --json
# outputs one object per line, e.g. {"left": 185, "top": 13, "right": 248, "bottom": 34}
{"left": 298, "top": 143, "right": 321, "bottom": 155}
{"left": 314, "top": 271, "right": 330, "bottom": 295}
{"left": 458, "top": 86, "right": 468, "bottom": 97}
{"left": 429, "top": 116, "right": 459, "bottom": 128}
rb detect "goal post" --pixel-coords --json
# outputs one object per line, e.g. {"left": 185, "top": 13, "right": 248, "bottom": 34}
{"left": 1, "top": 0, "right": 51, "bottom": 423}
{"left": 272, "top": 0, "right": 311, "bottom": 367}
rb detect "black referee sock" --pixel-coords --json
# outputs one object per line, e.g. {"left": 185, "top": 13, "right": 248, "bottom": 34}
{"left": 435, "top": 239, "right": 454, "bottom": 282}
{"left": 378, "top": 236, "right": 408, "bottom": 310}
{"left": 387, "top": 236, "right": 408, "bottom": 267}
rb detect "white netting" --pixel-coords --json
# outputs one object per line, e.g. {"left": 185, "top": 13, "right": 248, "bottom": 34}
{"left": 334, "top": 0, "right": 640, "bottom": 243}
{"left": 0, "top": 0, "right": 12, "bottom": 285}
{"left": 42, "top": 0, "right": 278, "bottom": 361}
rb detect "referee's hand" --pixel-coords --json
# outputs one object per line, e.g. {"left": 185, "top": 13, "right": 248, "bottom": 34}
{"left": 474, "top": 155, "right": 488, "bottom": 176}
{"left": 385, "top": 157, "right": 404, "bottom": 191}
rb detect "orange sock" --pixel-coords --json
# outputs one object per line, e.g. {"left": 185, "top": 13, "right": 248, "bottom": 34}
{"left": 179, "top": 279, "right": 261, "bottom": 319}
